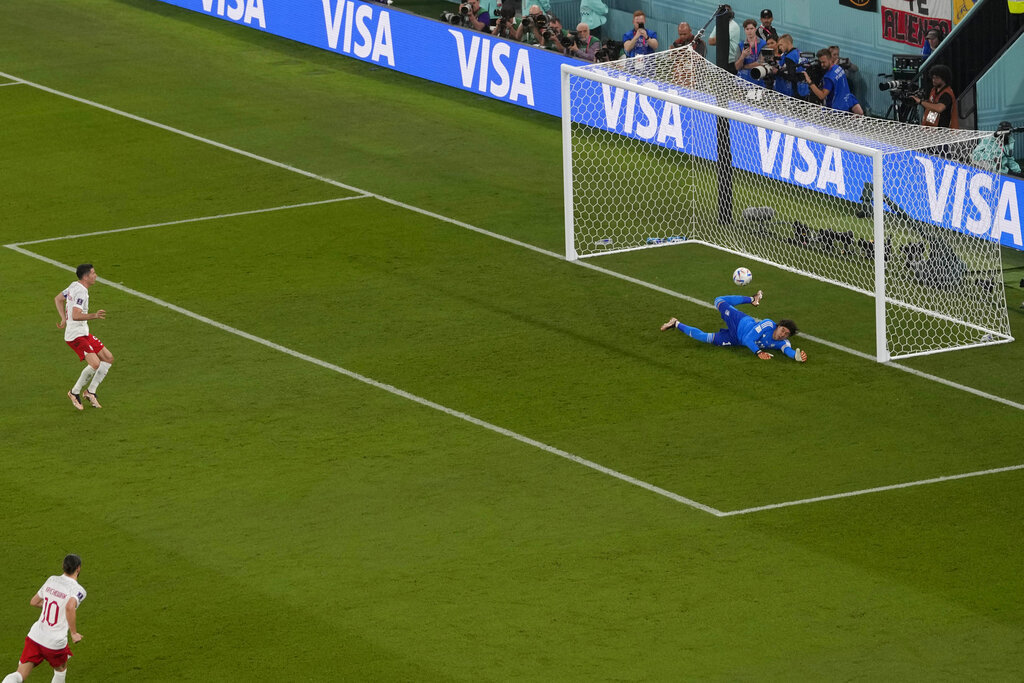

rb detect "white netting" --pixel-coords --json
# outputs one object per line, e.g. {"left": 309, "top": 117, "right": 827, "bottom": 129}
{"left": 563, "top": 48, "right": 1013, "bottom": 361}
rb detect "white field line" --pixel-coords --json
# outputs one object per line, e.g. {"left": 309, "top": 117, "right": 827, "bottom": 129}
{"left": 6, "top": 244, "right": 726, "bottom": 518}
{"left": 5, "top": 72, "right": 1024, "bottom": 515}
{"left": 0, "top": 81, "right": 24, "bottom": 87}
{"left": 720, "top": 463, "right": 1024, "bottom": 516}
{"left": 12, "top": 196, "right": 370, "bottom": 247}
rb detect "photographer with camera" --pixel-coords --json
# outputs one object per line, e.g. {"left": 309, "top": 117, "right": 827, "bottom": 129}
{"left": 623, "top": 10, "right": 659, "bottom": 57}
{"left": 735, "top": 18, "right": 767, "bottom": 86}
{"left": 543, "top": 15, "right": 571, "bottom": 52}
{"left": 462, "top": 0, "right": 491, "bottom": 32}
{"left": 804, "top": 48, "right": 864, "bottom": 114}
{"left": 492, "top": 4, "right": 518, "bottom": 38}
{"left": 972, "top": 121, "right": 1022, "bottom": 176}
{"left": 515, "top": 5, "right": 549, "bottom": 45}
{"left": 770, "top": 34, "right": 808, "bottom": 100}
{"left": 671, "top": 22, "right": 707, "bottom": 56}
{"left": 911, "top": 64, "right": 958, "bottom": 128}
{"left": 564, "top": 22, "right": 601, "bottom": 61}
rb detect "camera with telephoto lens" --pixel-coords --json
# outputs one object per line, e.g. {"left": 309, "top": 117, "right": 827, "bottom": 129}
{"left": 801, "top": 54, "right": 824, "bottom": 85}
{"left": 439, "top": 10, "right": 463, "bottom": 24}
{"left": 459, "top": 2, "right": 471, "bottom": 15}
{"left": 595, "top": 39, "right": 624, "bottom": 62}
{"left": 559, "top": 31, "right": 576, "bottom": 48}
{"left": 878, "top": 79, "right": 913, "bottom": 93}
{"left": 749, "top": 63, "right": 773, "bottom": 81}
{"left": 878, "top": 79, "right": 924, "bottom": 102}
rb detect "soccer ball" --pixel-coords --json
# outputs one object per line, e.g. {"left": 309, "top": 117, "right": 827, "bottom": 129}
{"left": 732, "top": 267, "right": 753, "bottom": 286}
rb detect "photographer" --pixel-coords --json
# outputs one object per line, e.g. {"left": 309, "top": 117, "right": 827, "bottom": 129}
{"left": 972, "top": 122, "right": 1022, "bottom": 177}
{"left": 623, "top": 10, "right": 659, "bottom": 57}
{"left": 735, "top": 18, "right": 767, "bottom": 86}
{"left": 460, "top": 0, "right": 491, "bottom": 32}
{"left": 829, "top": 45, "right": 864, "bottom": 107}
{"left": 804, "top": 48, "right": 864, "bottom": 114}
{"left": 672, "top": 22, "right": 706, "bottom": 56}
{"left": 771, "top": 34, "right": 808, "bottom": 100}
{"left": 492, "top": 5, "right": 518, "bottom": 38}
{"left": 911, "top": 64, "right": 958, "bottom": 128}
{"left": 543, "top": 15, "right": 570, "bottom": 52}
{"left": 515, "top": 5, "right": 548, "bottom": 45}
{"left": 565, "top": 22, "right": 601, "bottom": 61}
{"left": 921, "top": 27, "right": 943, "bottom": 57}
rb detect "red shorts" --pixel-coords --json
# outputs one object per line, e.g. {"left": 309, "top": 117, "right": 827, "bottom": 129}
{"left": 19, "top": 637, "right": 72, "bottom": 668}
{"left": 66, "top": 335, "right": 104, "bottom": 361}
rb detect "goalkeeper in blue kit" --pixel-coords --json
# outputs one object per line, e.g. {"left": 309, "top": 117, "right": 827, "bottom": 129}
{"left": 661, "top": 290, "right": 808, "bottom": 362}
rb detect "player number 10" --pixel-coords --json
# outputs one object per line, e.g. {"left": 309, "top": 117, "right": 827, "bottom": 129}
{"left": 40, "top": 597, "right": 60, "bottom": 626}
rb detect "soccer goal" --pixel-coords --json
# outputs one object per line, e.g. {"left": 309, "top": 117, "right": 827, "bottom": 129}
{"left": 560, "top": 49, "right": 1014, "bottom": 362}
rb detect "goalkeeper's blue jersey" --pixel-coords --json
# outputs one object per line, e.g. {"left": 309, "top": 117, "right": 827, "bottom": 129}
{"left": 736, "top": 317, "right": 796, "bottom": 359}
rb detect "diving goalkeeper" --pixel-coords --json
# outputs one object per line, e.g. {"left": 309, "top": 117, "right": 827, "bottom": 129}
{"left": 660, "top": 290, "right": 808, "bottom": 362}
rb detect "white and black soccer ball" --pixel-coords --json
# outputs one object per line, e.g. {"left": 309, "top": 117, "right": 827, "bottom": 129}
{"left": 732, "top": 267, "right": 753, "bottom": 286}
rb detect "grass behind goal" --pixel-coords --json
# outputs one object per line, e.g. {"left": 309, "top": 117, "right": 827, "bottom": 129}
{"left": 2, "top": 1, "right": 1024, "bottom": 679}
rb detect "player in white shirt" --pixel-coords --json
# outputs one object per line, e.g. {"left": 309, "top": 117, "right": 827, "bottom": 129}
{"left": 2, "top": 555, "right": 86, "bottom": 683}
{"left": 53, "top": 264, "right": 115, "bottom": 411}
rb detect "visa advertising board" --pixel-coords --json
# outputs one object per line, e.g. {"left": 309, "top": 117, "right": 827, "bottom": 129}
{"left": 153, "top": 0, "right": 569, "bottom": 114}
{"left": 152, "top": 0, "right": 1023, "bottom": 250}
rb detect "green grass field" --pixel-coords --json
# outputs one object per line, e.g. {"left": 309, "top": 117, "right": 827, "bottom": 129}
{"left": 2, "top": 1, "right": 1024, "bottom": 680}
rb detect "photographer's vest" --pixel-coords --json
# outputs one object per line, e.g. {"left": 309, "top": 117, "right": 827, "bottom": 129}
{"left": 772, "top": 49, "right": 808, "bottom": 98}
{"left": 923, "top": 84, "right": 958, "bottom": 128}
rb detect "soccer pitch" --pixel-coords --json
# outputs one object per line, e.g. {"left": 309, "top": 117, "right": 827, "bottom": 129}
{"left": 2, "top": 1, "right": 1024, "bottom": 679}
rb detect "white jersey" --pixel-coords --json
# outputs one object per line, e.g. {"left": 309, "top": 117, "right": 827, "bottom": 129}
{"left": 63, "top": 281, "right": 90, "bottom": 342}
{"left": 27, "top": 575, "right": 87, "bottom": 650}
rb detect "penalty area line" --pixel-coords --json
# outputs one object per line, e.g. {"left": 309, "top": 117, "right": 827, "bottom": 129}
{"left": 5, "top": 244, "right": 727, "bottom": 518}
{"left": 720, "top": 463, "right": 1024, "bottom": 516}
{"left": 7, "top": 71, "right": 1024, "bottom": 514}
{"left": 7, "top": 196, "right": 371, "bottom": 247}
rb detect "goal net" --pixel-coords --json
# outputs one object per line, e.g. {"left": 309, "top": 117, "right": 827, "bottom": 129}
{"left": 560, "top": 49, "right": 1014, "bottom": 362}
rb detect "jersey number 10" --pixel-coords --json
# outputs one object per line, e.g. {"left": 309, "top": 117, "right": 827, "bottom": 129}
{"left": 40, "top": 597, "right": 61, "bottom": 627}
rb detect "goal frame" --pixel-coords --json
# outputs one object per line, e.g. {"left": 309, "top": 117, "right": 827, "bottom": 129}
{"left": 560, "top": 62, "right": 1011, "bottom": 363}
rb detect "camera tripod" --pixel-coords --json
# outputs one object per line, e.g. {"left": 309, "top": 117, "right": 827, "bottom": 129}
{"left": 883, "top": 94, "right": 919, "bottom": 124}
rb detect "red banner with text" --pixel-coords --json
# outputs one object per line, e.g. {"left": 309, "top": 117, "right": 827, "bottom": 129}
{"left": 881, "top": 0, "right": 952, "bottom": 46}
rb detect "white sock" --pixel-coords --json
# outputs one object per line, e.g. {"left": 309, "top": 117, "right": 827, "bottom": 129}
{"left": 72, "top": 365, "right": 96, "bottom": 394}
{"left": 51, "top": 670, "right": 66, "bottom": 683}
{"left": 88, "top": 361, "right": 111, "bottom": 393}
{"left": 3, "top": 672, "right": 24, "bottom": 683}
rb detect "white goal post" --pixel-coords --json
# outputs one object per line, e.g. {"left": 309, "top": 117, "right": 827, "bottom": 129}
{"left": 560, "top": 49, "right": 1014, "bottom": 362}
